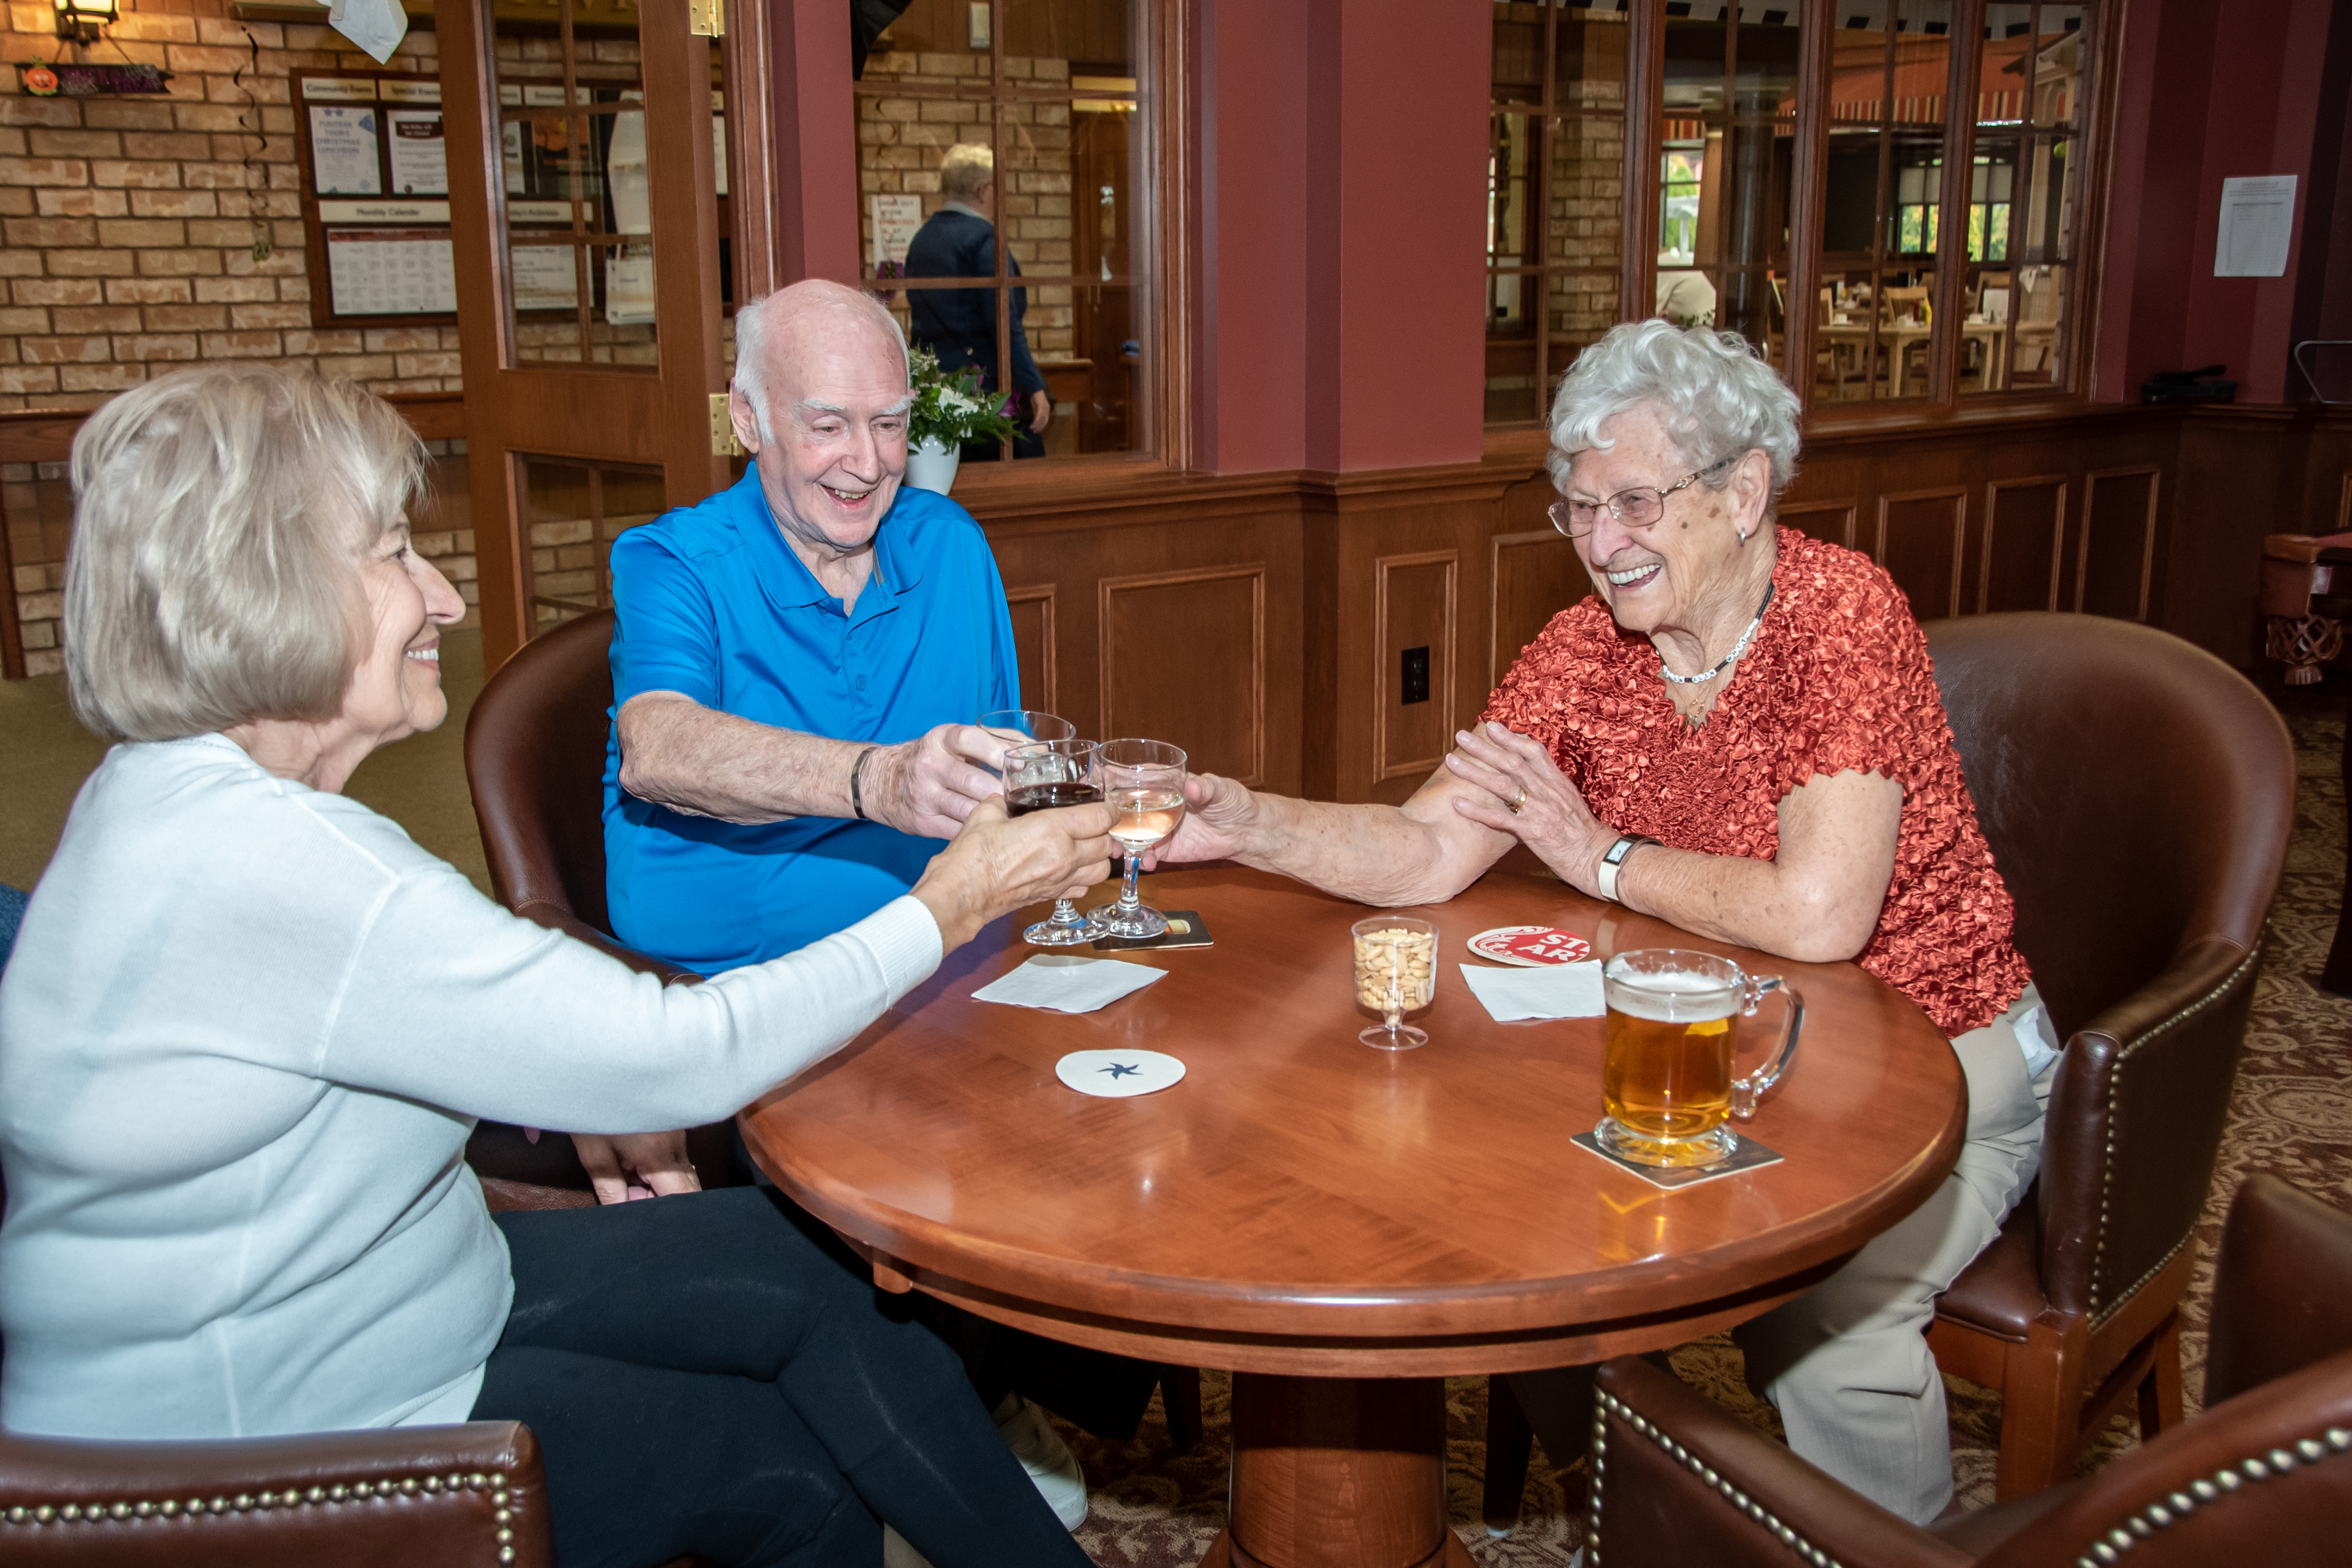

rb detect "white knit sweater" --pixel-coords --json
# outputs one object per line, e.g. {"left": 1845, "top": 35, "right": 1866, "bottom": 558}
{"left": 0, "top": 734, "right": 941, "bottom": 1440}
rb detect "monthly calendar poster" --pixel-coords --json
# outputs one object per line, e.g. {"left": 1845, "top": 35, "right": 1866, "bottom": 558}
{"left": 326, "top": 228, "right": 457, "bottom": 316}
{"left": 309, "top": 105, "right": 382, "bottom": 195}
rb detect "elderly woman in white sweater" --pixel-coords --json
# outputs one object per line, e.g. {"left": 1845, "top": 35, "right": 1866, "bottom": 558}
{"left": 0, "top": 365, "right": 1109, "bottom": 1568}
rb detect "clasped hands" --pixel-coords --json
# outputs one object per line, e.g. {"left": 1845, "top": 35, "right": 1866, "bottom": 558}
{"left": 1442, "top": 721, "right": 1618, "bottom": 898}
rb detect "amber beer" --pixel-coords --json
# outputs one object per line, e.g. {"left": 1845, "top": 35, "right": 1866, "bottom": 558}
{"left": 1601, "top": 975, "right": 1739, "bottom": 1144}
{"left": 1596, "top": 949, "right": 1803, "bottom": 1168}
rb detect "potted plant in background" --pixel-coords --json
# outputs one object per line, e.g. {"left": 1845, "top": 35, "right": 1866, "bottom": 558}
{"left": 905, "top": 345, "right": 1022, "bottom": 495}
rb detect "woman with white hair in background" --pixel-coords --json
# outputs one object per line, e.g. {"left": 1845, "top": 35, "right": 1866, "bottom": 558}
{"left": 0, "top": 363, "right": 1109, "bottom": 1568}
{"left": 1154, "top": 320, "right": 2056, "bottom": 1523}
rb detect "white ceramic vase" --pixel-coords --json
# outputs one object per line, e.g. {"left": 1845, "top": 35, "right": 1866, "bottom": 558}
{"left": 905, "top": 435, "right": 960, "bottom": 495}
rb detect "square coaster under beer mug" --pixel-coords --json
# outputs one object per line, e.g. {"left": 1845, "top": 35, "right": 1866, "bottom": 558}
{"left": 1591, "top": 948, "right": 1801, "bottom": 1169}
{"left": 1353, "top": 917, "right": 1437, "bottom": 1051}
{"left": 1003, "top": 737, "right": 1106, "bottom": 947}
{"left": 1092, "top": 739, "right": 1187, "bottom": 941}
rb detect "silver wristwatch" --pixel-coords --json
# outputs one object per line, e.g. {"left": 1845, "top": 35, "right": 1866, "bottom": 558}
{"left": 1595, "top": 834, "right": 1658, "bottom": 904}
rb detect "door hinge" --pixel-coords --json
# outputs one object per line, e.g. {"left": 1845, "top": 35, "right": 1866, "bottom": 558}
{"left": 688, "top": 0, "right": 724, "bottom": 36}
{"left": 710, "top": 393, "right": 744, "bottom": 457}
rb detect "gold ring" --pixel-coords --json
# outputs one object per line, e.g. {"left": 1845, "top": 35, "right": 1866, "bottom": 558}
{"left": 1508, "top": 782, "right": 1526, "bottom": 815}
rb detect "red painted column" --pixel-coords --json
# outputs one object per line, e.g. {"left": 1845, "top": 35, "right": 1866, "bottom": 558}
{"left": 770, "top": 0, "right": 860, "bottom": 287}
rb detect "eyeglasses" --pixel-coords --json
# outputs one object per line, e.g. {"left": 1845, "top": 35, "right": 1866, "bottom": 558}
{"left": 1548, "top": 455, "right": 1738, "bottom": 538}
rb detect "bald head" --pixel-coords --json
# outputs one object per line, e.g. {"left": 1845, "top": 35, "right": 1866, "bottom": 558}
{"left": 733, "top": 281, "right": 908, "bottom": 435}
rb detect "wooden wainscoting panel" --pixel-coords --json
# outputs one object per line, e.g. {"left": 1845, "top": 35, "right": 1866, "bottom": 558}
{"left": 1875, "top": 489, "right": 1969, "bottom": 620}
{"left": 1490, "top": 529, "right": 1585, "bottom": 688}
{"left": 2080, "top": 467, "right": 2160, "bottom": 621}
{"left": 1004, "top": 584, "right": 1056, "bottom": 715}
{"left": 1980, "top": 476, "right": 2067, "bottom": 613}
{"left": 1373, "top": 550, "right": 1458, "bottom": 783}
{"left": 1780, "top": 499, "right": 1858, "bottom": 552}
{"left": 2338, "top": 471, "right": 2351, "bottom": 531}
{"left": 1098, "top": 564, "right": 1267, "bottom": 785}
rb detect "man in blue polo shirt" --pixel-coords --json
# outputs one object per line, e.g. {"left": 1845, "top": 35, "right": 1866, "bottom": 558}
{"left": 602, "top": 280, "right": 1016, "bottom": 973}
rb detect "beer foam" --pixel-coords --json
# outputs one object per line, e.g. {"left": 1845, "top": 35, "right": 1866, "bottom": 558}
{"left": 1606, "top": 968, "right": 1740, "bottom": 1023}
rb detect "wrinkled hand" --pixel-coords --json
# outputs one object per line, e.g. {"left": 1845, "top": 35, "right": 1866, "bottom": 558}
{"left": 1444, "top": 722, "right": 1615, "bottom": 895}
{"left": 867, "top": 723, "right": 1006, "bottom": 838}
{"left": 911, "top": 794, "right": 1117, "bottom": 950}
{"left": 1145, "top": 771, "right": 1255, "bottom": 867}
{"left": 571, "top": 1130, "right": 702, "bottom": 1206}
{"left": 1027, "top": 390, "right": 1052, "bottom": 433}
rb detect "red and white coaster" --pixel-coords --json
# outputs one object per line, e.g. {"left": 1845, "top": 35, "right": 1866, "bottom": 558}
{"left": 1466, "top": 926, "right": 1592, "bottom": 966}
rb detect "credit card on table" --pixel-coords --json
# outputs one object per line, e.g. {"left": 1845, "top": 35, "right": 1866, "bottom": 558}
{"left": 1092, "top": 911, "right": 1214, "bottom": 951}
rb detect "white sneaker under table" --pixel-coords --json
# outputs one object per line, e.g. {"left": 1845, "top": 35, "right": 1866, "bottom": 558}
{"left": 993, "top": 1393, "right": 1089, "bottom": 1530}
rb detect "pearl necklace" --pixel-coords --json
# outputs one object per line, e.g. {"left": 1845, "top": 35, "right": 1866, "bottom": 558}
{"left": 1658, "top": 580, "right": 1776, "bottom": 685}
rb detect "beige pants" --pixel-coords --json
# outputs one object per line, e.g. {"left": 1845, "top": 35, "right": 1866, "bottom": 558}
{"left": 1729, "top": 982, "right": 2058, "bottom": 1523}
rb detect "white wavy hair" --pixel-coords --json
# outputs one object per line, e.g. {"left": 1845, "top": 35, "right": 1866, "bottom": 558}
{"left": 1547, "top": 321, "right": 1802, "bottom": 512}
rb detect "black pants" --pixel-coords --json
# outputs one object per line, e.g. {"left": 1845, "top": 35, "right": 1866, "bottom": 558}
{"left": 470, "top": 1187, "right": 1092, "bottom": 1568}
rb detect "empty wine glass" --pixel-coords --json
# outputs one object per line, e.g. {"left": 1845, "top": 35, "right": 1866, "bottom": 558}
{"left": 1091, "top": 739, "right": 1188, "bottom": 941}
{"left": 977, "top": 709, "right": 1075, "bottom": 770}
{"left": 1003, "top": 739, "right": 1107, "bottom": 947}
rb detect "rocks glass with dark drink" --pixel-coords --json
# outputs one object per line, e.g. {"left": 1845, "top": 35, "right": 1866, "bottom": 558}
{"left": 1596, "top": 948, "right": 1803, "bottom": 1168}
{"left": 1003, "top": 738, "right": 1106, "bottom": 947}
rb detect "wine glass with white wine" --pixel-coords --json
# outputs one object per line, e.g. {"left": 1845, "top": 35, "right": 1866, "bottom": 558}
{"left": 1091, "top": 739, "right": 1187, "bottom": 941}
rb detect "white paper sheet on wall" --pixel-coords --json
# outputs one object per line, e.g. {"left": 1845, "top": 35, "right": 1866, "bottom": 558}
{"left": 2215, "top": 175, "right": 2297, "bottom": 278}
{"left": 328, "top": 0, "right": 408, "bottom": 65}
{"left": 385, "top": 109, "right": 446, "bottom": 196}
{"left": 308, "top": 105, "right": 381, "bottom": 195}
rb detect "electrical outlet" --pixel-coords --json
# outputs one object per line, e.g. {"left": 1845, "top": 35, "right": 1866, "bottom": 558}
{"left": 1401, "top": 645, "right": 1431, "bottom": 706}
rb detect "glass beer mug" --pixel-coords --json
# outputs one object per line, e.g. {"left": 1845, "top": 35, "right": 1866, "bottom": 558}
{"left": 1595, "top": 948, "right": 1802, "bottom": 1169}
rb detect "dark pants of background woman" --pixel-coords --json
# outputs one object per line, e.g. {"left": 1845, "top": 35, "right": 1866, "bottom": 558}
{"left": 470, "top": 1186, "right": 1093, "bottom": 1568}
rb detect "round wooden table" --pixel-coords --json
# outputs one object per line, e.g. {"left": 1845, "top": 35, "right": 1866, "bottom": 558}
{"left": 740, "top": 866, "right": 1965, "bottom": 1568}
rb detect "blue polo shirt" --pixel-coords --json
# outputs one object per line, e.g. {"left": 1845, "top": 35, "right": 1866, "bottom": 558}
{"left": 601, "top": 466, "right": 1018, "bottom": 973}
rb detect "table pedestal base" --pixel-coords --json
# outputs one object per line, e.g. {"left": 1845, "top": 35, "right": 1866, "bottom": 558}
{"left": 1196, "top": 1371, "right": 1476, "bottom": 1568}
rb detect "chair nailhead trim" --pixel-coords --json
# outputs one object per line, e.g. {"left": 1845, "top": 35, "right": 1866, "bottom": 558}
{"left": 1590, "top": 1388, "right": 1846, "bottom": 1568}
{"left": 2088, "top": 947, "right": 2258, "bottom": 1317}
{"left": 2, "top": 1466, "right": 518, "bottom": 1561}
{"left": 2069, "top": 1426, "right": 2350, "bottom": 1567}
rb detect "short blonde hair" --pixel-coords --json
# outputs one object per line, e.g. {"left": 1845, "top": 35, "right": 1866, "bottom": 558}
{"left": 939, "top": 142, "right": 994, "bottom": 200}
{"left": 65, "top": 364, "right": 423, "bottom": 742}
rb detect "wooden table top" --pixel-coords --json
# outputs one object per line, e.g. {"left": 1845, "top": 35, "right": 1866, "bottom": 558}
{"left": 741, "top": 865, "right": 1965, "bottom": 1376}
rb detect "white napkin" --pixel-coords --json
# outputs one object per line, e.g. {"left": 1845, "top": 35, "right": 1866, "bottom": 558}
{"left": 973, "top": 954, "right": 1166, "bottom": 1013}
{"left": 1460, "top": 960, "right": 1606, "bottom": 1022}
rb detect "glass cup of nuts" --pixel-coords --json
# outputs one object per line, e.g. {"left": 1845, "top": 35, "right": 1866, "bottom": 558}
{"left": 1351, "top": 916, "right": 1438, "bottom": 1051}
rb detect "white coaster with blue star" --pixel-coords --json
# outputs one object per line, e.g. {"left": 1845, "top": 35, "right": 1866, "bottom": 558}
{"left": 1054, "top": 1049, "right": 1187, "bottom": 1098}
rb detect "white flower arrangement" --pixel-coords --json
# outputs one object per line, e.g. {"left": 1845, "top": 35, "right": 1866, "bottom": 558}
{"left": 908, "top": 345, "right": 1023, "bottom": 449}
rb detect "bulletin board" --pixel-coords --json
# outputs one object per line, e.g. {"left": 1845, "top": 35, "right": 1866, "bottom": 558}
{"left": 292, "top": 69, "right": 461, "bottom": 329}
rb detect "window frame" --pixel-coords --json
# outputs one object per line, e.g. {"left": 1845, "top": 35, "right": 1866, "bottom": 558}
{"left": 1486, "top": 0, "right": 2123, "bottom": 431}
{"left": 850, "top": 0, "right": 1186, "bottom": 472}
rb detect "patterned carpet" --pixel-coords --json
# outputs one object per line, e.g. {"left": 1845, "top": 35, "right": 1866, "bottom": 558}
{"left": 1058, "top": 710, "right": 2352, "bottom": 1566}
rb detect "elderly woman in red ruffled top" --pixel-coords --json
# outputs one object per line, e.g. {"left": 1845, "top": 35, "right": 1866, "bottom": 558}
{"left": 1156, "top": 319, "right": 2051, "bottom": 1524}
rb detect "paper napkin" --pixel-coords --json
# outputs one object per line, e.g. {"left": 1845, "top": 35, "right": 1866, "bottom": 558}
{"left": 972, "top": 954, "right": 1166, "bottom": 1013}
{"left": 1459, "top": 959, "right": 1606, "bottom": 1022}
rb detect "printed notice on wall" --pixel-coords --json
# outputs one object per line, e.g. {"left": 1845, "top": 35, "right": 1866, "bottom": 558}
{"left": 871, "top": 194, "right": 923, "bottom": 269}
{"left": 326, "top": 229, "right": 456, "bottom": 315}
{"left": 310, "top": 105, "right": 381, "bottom": 195}
{"left": 512, "top": 242, "right": 581, "bottom": 311}
{"left": 2215, "top": 175, "right": 2296, "bottom": 278}
{"left": 386, "top": 109, "right": 447, "bottom": 195}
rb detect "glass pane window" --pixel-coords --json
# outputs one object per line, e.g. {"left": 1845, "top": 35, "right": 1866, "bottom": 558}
{"left": 1486, "top": 2, "right": 1633, "bottom": 427}
{"left": 1656, "top": 2, "right": 1806, "bottom": 373}
{"left": 1965, "top": 2, "right": 2094, "bottom": 394}
{"left": 853, "top": 0, "right": 1154, "bottom": 462}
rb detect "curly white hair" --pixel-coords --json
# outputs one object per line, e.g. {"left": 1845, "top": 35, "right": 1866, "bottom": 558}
{"left": 1546, "top": 321, "right": 1802, "bottom": 510}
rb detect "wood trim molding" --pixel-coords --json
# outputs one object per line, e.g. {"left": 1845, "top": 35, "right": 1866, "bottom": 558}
{"left": 1981, "top": 473, "right": 2069, "bottom": 613}
{"left": 1372, "top": 549, "right": 1459, "bottom": 783}
{"left": 2338, "top": 471, "right": 2351, "bottom": 532}
{"left": 1777, "top": 498, "right": 1858, "bottom": 551}
{"left": 2082, "top": 465, "right": 2161, "bottom": 620}
{"left": 1097, "top": 562, "right": 1266, "bottom": 785}
{"left": 1875, "top": 486, "right": 1969, "bottom": 619}
{"left": 1004, "top": 582, "right": 1058, "bottom": 716}
{"left": 1488, "top": 528, "right": 1566, "bottom": 690}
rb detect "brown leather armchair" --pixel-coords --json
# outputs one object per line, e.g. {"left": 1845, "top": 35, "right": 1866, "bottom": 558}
{"left": 1921, "top": 612, "right": 2293, "bottom": 1499}
{"left": 1584, "top": 1174, "right": 2352, "bottom": 1567}
{"left": 461, "top": 608, "right": 741, "bottom": 1208}
{"left": 0, "top": 1422, "right": 553, "bottom": 1566}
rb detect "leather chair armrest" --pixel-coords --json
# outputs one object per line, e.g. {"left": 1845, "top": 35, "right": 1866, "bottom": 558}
{"left": 0, "top": 1420, "right": 550, "bottom": 1567}
{"left": 2206, "top": 1174, "right": 2352, "bottom": 1403}
{"left": 512, "top": 901, "right": 702, "bottom": 988}
{"left": 1591, "top": 1359, "right": 1970, "bottom": 1568}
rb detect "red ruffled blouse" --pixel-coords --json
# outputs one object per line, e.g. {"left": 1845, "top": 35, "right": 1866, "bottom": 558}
{"left": 1478, "top": 526, "right": 2030, "bottom": 1037}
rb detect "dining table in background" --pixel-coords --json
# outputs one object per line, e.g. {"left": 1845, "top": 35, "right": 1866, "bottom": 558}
{"left": 740, "top": 865, "right": 1967, "bottom": 1568}
{"left": 1817, "top": 318, "right": 2013, "bottom": 397}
